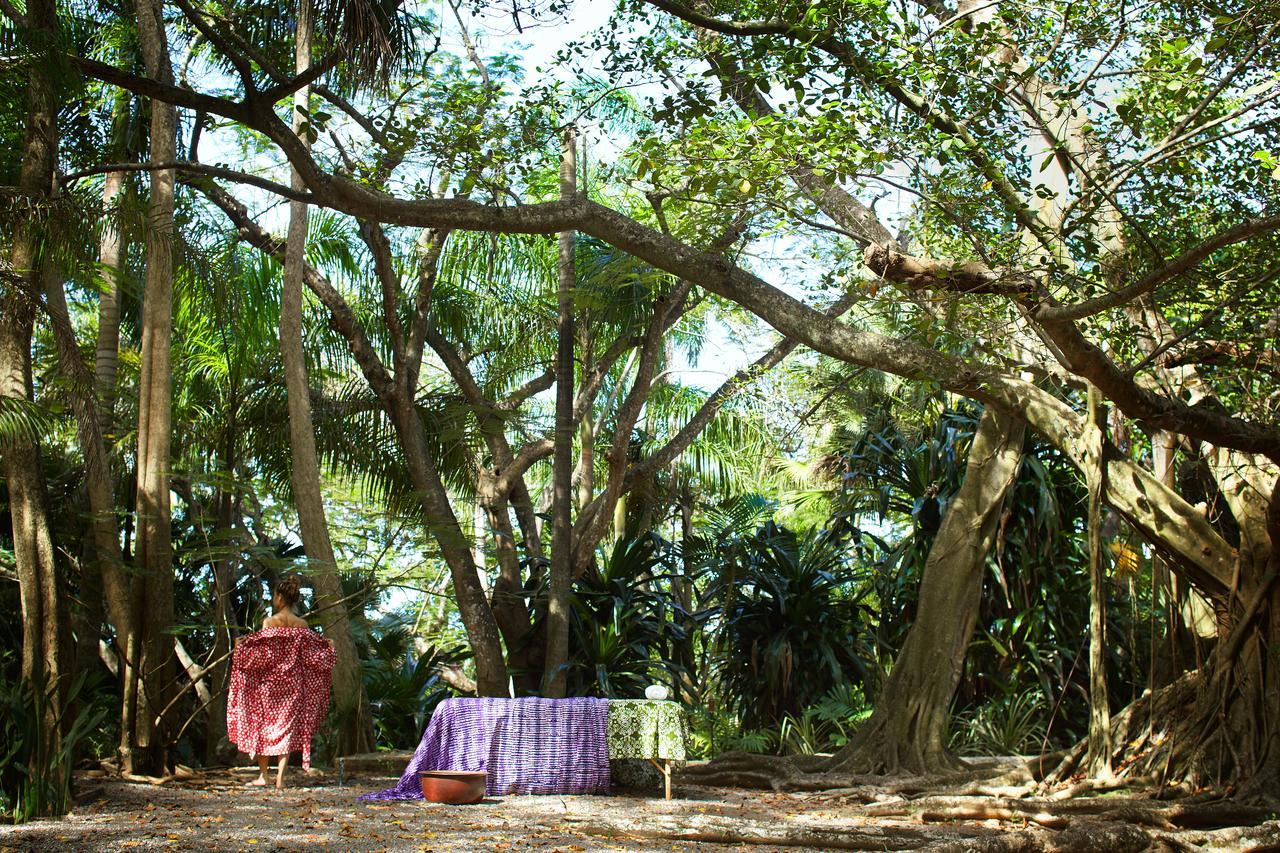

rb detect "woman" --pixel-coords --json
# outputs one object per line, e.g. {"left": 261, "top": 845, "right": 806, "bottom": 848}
{"left": 227, "top": 576, "right": 336, "bottom": 789}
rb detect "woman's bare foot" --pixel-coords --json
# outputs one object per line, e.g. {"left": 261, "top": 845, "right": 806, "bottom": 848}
{"left": 245, "top": 776, "right": 267, "bottom": 787}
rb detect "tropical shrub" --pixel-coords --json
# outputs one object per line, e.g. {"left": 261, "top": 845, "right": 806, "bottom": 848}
{"left": 360, "top": 624, "right": 464, "bottom": 749}
{"left": 564, "top": 534, "right": 690, "bottom": 698}
{"left": 776, "top": 682, "right": 872, "bottom": 755}
{"left": 707, "top": 521, "right": 875, "bottom": 728}
{"left": 949, "top": 689, "right": 1048, "bottom": 757}
{"left": 0, "top": 659, "right": 106, "bottom": 824}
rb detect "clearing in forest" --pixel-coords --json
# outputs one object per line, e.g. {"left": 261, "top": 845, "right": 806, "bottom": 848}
{"left": 3, "top": 768, "right": 1279, "bottom": 852}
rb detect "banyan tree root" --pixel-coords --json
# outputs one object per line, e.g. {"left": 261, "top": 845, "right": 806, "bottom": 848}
{"left": 932, "top": 820, "right": 1155, "bottom": 853}
{"left": 555, "top": 812, "right": 995, "bottom": 851}
{"left": 863, "top": 794, "right": 1272, "bottom": 832}
{"left": 1045, "top": 640, "right": 1280, "bottom": 807}
{"left": 559, "top": 811, "right": 1198, "bottom": 853}
{"left": 680, "top": 751, "right": 1040, "bottom": 794}
{"left": 678, "top": 751, "right": 826, "bottom": 790}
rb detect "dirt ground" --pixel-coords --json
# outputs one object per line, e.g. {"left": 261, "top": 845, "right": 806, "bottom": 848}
{"left": 3, "top": 768, "right": 1278, "bottom": 851}
{"left": 0, "top": 767, "right": 983, "bottom": 852}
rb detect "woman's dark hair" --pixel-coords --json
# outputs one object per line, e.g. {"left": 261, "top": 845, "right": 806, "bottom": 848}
{"left": 274, "top": 575, "right": 302, "bottom": 607}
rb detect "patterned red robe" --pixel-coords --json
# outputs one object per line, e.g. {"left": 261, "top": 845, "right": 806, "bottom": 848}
{"left": 227, "top": 627, "right": 335, "bottom": 770}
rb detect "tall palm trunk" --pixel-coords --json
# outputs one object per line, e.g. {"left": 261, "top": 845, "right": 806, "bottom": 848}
{"left": 77, "top": 88, "right": 132, "bottom": 688}
{"left": 124, "top": 0, "right": 178, "bottom": 775}
{"left": 280, "top": 0, "right": 373, "bottom": 754}
{"left": 823, "top": 407, "right": 1026, "bottom": 775}
{"left": 1083, "top": 384, "right": 1113, "bottom": 776}
{"left": 43, "top": 265, "right": 133, "bottom": 652}
{"left": 1, "top": 0, "right": 72, "bottom": 795}
{"left": 205, "top": 461, "right": 236, "bottom": 762}
{"left": 95, "top": 88, "right": 131, "bottom": 433}
{"left": 542, "top": 127, "right": 577, "bottom": 697}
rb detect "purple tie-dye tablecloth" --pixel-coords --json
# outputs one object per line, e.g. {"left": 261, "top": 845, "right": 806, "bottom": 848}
{"left": 359, "top": 697, "right": 611, "bottom": 799}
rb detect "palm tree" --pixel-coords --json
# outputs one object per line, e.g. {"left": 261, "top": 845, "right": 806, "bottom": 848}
{"left": 279, "top": 0, "right": 374, "bottom": 754}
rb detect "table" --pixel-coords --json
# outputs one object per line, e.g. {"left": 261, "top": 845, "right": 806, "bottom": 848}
{"left": 606, "top": 699, "right": 688, "bottom": 799}
{"left": 359, "top": 697, "right": 688, "bottom": 801}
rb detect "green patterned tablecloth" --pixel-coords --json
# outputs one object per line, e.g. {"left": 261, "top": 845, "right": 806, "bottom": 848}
{"left": 606, "top": 699, "right": 687, "bottom": 762}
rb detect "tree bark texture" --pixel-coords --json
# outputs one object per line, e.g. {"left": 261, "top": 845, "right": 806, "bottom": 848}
{"left": 280, "top": 0, "right": 373, "bottom": 755}
{"left": 126, "top": 0, "right": 178, "bottom": 775}
{"left": 1, "top": 0, "right": 72, "bottom": 797}
{"left": 822, "top": 407, "right": 1026, "bottom": 776}
{"left": 1083, "top": 384, "right": 1113, "bottom": 777}
{"left": 94, "top": 164, "right": 126, "bottom": 434}
{"left": 543, "top": 126, "right": 578, "bottom": 698}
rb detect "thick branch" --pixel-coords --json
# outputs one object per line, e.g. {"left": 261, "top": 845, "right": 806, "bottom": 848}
{"left": 357, "top": 220, "right": 408, "bottom": 376}
{"left": 1035, "top": 214, "right": 1280, "bottom": 321}
{"left": 500, "top": 369, "right": 554, "bottom": 411}
{"left": 867, "top": 243, "right": 1279, "bottom": 458}
{"left": 864, "top": 245, "right": 1034, "bottom": 295}
{"left": 64, "top": 160, "right": 311, "bottom": 203}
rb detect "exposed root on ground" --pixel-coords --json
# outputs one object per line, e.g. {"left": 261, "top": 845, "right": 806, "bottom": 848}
{"left": 564, "top": 802, "right": 1280, "bottom": 852}
{"left": 680, "top": 751, "right": 1037, "bottom": 794}
{"left": 678, "top": 692, "right": 1280, "bottom": 850}
{"left": 1044, "top": 664, "right": 1280, "bottom": 809}
{"left": 863, "top": 793, "right": 1272, "bottom": 830}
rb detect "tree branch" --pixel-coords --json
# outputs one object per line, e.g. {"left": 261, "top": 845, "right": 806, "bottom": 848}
{"left": 64, "top": 160, "right": 313, "bottom": 203}
{"left": 189, "top": 179, "right": 397, "bottom": 401}
{"left": 626, "top": 291, "right": 858, "bottom": 486}
{"left": 1035, "top": 214, "right": 1280, "bottom": 322}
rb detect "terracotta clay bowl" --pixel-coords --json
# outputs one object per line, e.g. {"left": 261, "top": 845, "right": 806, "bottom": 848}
{"left": 418, "top": 770, "right": 487, "bottom": 804}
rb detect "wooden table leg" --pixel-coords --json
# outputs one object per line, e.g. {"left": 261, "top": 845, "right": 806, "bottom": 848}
{"left": 647, "top": 758, "right": 673, "bottom": 800}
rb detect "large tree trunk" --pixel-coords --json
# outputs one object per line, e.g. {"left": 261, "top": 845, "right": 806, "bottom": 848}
{"left": 823, "top": 407, "right": 1026, "bottom": 776}
{"left": 391, "top": 404, "right": 510, "bottom": 695}
{"left": 543, "top": 127, "right": 577, "bottom": 698}
{"left": 280, "top": 0, "right": 373, "bottom": 756}
{"left": 1048, "top": 477, "right": 1280, "bottom": 802}
{"left": 1, "top": 0, "right": 72, "bottom": 805}
{"left": 124, "top": 0, "right": 178, "bottom": 776}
